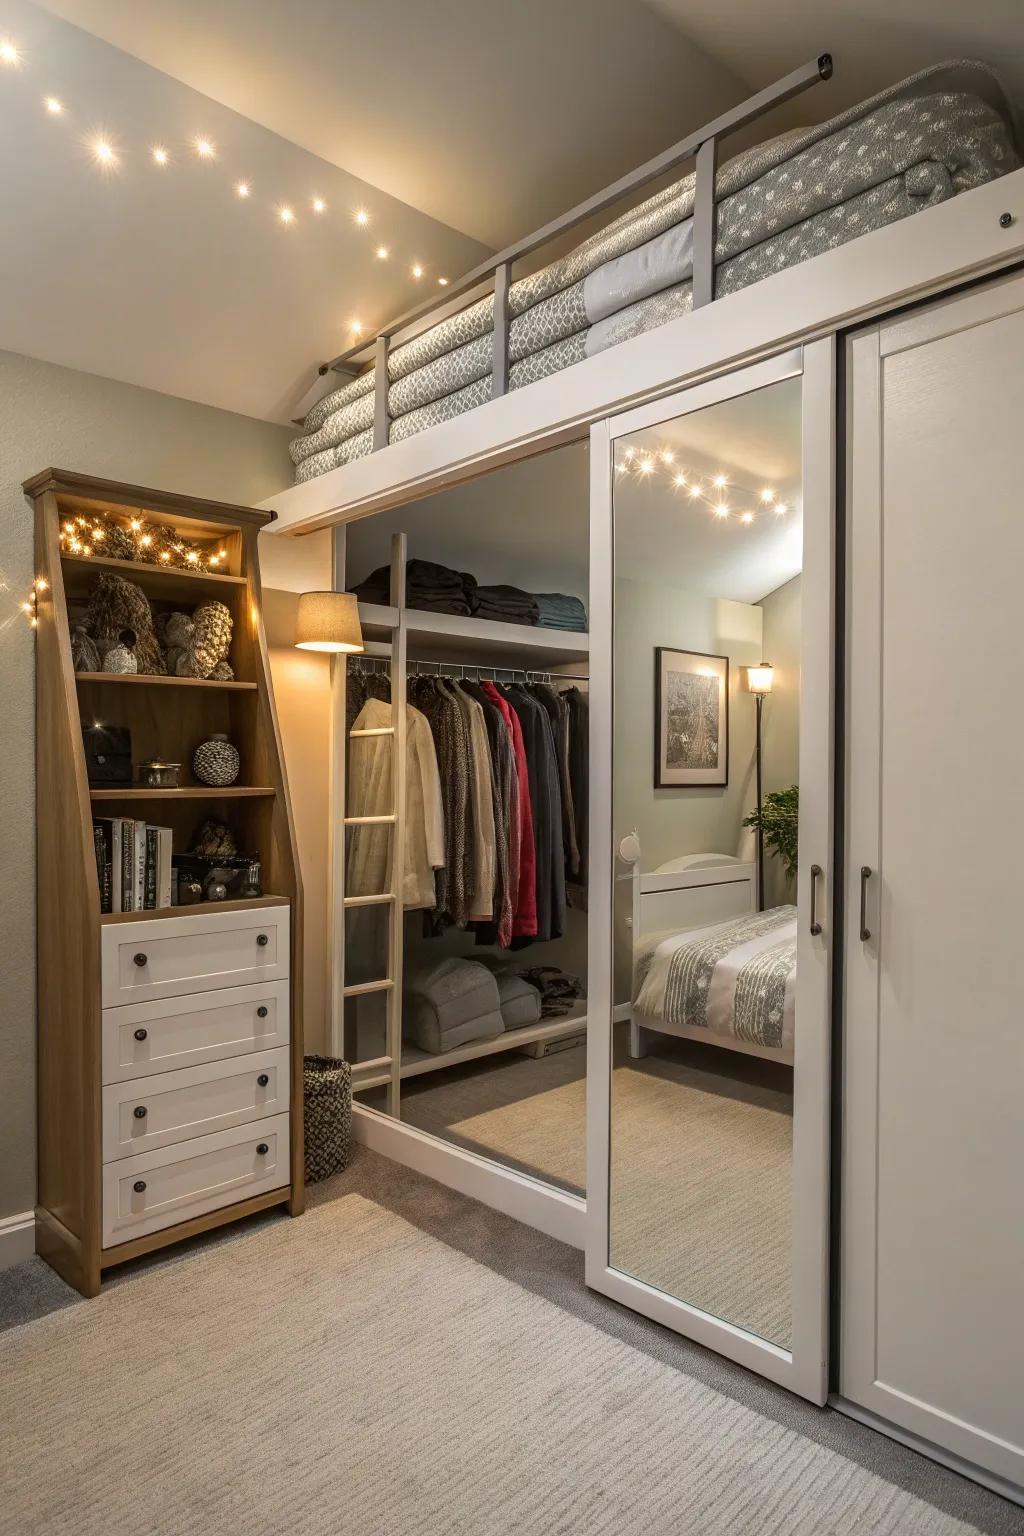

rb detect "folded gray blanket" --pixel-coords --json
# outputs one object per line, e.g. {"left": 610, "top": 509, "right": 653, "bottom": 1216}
{"left": 534, "top": 594, "right": 587, "bottom": 632}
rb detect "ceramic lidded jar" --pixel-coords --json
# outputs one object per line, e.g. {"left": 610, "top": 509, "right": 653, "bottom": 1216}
{"left": 192, "top": 732, "right": 240, "bottom": 787}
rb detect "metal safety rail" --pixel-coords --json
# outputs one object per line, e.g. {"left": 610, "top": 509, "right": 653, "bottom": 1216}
{"left": 312, "top": 54, "right": 833, "bottom": 447}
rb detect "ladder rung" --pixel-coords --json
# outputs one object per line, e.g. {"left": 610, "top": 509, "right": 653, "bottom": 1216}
{"left": 343, "top": 814, "right": 397, "bottom": 826}
{"left": 343, "top": 978, "right": 394, "bottom": 998}
{"left": 349, "top": 727, "right": 395, "bottom": 738}
{"left": 343, "top": 892, "right": 396, "bottom": 908}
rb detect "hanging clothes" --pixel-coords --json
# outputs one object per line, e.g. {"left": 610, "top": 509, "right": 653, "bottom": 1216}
{"left": 461, "top": 680, "right": 516, "bottom": 949}
{"left": 411, "top": 677, "right": 474, "bottom": 929}
{"left": 505, "top": 684, "right": 566, "bottom": 944}
{"left": 347, "top": 697, "right": 445, "bottom": 910}
{"left": 482, "top": 681, "right": 537, "bottom": 939}
{"left": 563, "top": 686, "right": 589, "bottom": 907}
{"left": 446, "top": 682, "right": 497, "bottom": 923}
{"left": 531, "top": 682, "right": 580, "bottom": 882}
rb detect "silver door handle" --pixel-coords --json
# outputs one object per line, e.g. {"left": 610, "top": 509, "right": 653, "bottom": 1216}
{"left": 859, "top": 866, "right": 872, "bottom": 942}
{"left": 809, "top": 864, "right": 823, "bottom": 936}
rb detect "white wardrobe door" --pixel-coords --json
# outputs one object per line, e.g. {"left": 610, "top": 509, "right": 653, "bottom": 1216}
{"left": 842, "top": 274, "right": 1024, "bottom": 1489}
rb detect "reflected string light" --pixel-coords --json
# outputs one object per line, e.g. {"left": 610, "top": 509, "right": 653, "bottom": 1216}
{"left": 615, "top": 441, "right": 792, "bottom": 529}
{"left": 1, "top": 41, "right": 20, "bottom": 66}
{"left": 44, "top": 96, "right": 63, "bottom": 115}
{"left": 235, "top": 180, "right": 250, "bottom": 198}
{"left": 312, "top": 196, "right": 326, "bottom": 214}
{"left": 278, "top": 205, "right": 295, "bottom": 225}
{"left": 151, "top": 145, "right": 169, "bottom": 166}
{"left": 194, "top": 137, "right": 215, "bottom": 159}
{"left": 354, "top": 208, "right": 369, "bottom": 225}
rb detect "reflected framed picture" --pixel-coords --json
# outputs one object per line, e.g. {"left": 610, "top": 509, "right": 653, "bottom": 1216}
{"left": 654, "top": 647, "right": 729, "bottom": 788}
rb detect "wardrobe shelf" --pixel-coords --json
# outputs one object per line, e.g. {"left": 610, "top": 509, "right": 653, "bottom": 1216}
{"left": 356, "top": 601, "right": 589, "bottom": 670}
{"left": 99, "top": 894, "right": 290, "bottom": 924}
{"left": 89, "top": 786, "right": 276, "bottom": 800}
{"left": 60, "top": 553, "right": 246, "bottom": 602}
{"left": 74, "top": 671, "right": 258, "bottom": 691}
{"left": 349, "top": 1006, "right": 589, "bottom": 1089}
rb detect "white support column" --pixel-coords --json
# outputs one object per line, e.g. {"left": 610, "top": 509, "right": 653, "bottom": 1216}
{"left": 386, "top": 533, "right": 408, "bottom": 1118}
{"left": 328, "top": 525, "right": 348, "bottom": 1058}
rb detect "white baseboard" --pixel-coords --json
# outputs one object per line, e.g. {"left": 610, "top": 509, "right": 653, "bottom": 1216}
{"left": 353, "top": 1105, "right": 586, "bottom": 1249}
{"left": 0, "top": 1211, "right": 35, "bottom": 1270}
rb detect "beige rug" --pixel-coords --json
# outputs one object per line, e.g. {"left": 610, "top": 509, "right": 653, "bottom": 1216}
{"left": 0, "top": 1192, "right": 986, "bottom": 1536}
{"left": 452, "top": 1063, "right": 792, "bottom": 1347}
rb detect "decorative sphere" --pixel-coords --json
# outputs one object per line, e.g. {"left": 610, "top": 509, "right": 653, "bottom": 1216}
{"left": 192, "top": 732, "right": 240, "bottom": 787}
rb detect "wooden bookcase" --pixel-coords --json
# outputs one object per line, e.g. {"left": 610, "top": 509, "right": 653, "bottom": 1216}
{"left": 25, "top": 469, "right": 304, "bottom": 1296}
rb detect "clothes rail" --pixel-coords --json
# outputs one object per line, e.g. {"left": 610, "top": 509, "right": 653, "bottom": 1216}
{"left": 309, "top": 54, "right": 834, "bottom": 440}
{"left": 408, "top": 660, "right": 590, "bottom": 683}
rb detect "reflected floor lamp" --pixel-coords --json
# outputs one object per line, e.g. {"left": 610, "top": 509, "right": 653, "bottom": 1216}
{"left": 746, "top": 663, "right": 774, "bottom": 911}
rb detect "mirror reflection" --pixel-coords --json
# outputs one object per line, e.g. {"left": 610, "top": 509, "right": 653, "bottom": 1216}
{"left": 610, "top": 377, "right": 802, "bottom": 1348}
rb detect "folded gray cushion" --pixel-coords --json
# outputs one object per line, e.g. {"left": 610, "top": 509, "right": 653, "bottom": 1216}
{"left": 403, "top": 957, "right": 504, "bottom": 1055}
{"left": 495, "top": 974, "right": 542, "bottom": 1032}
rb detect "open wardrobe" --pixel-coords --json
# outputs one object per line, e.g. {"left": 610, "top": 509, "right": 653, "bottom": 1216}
{"left": 259, "top": 60, "right": 1024, "bottom": 1505}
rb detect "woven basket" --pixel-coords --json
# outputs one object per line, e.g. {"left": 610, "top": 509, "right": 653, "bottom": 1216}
{"left": 303, "top": 1055, "right": 353, "bottom": 1184}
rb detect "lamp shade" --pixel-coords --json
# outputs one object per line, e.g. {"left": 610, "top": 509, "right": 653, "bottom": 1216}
{"left": 746, "top": 662, "right": 774, "bottom": 696}
{"left": 294, "top": 591, "right": 364, "bottom": 653}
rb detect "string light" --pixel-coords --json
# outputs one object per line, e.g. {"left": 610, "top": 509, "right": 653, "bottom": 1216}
{"left": 712, "top": 473, "right": 728, "bottom": 489}
{"left": 91, "top": 138, "right": 115, "bottom": 167}
{"left": 740, "top": 511, "right": 754, "bottom": 524}
{"left": 714, "top": 504, "right": 730, "bottom": 519}
{"left": 374, "top": 244, "right": 389, "bottom": 260}
{"left": 637, "top": 458, "right": 655, "bottom": 476}
{"left": 760, "top": 487, "right": 775, "bottom": 503}
{"left": 1, "top": 41, "right": 20, "bottom": 66}
{"left": 411, "top": 263, "right": 424, "bottom": 279}
{"left": 44, "top": 97, "right": 63, "bottom": 115}
{"left": 312, "top": 196, "right": 326, "bottom": 214}
{"left": 774, "top": 502, "right": 788, "bottom": 515}
{"left": 673, "top": 473, "right": 687, "bottom": 488}
{"left": 194, "top": 137, "right": 215, "bottom": 159}
{"left": 59, "top": 511, "right": 227, "bottom": 572}
{"left": 278, "top": 205, "right": 295, "bottom": 225}
{"left": 659, "top": 450, "right": 675, "bottom": 464}
{"left": 437, "top": 276, "right": 449, "bottom": 286}
{"left": 151, "top": 145, "right": 169, "bottom": 166}
{"left": 354, "top": 208, "right": 369, "bottom": 226}
{"left": 615, "top": 443, "right": 792, "bottom": 530}
{"left": 236, "top": 180, "right": 250, "bottom": 198}
{"left": 349, "top": 320, "right": 364, "bottom": 336}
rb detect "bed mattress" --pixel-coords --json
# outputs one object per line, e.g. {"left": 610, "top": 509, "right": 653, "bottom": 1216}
{"left": 635, "top": 907, "right": 797, "bottom": 1052}
{"left": 291, "top": 62, "right": 1018, "bottom": 484}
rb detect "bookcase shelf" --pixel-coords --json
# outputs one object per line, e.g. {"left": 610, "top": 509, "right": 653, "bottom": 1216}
{"left": 26, "top": 466, "right": 306, "bottom": 1297}
{"left": 89, "top": 786, "right": 276, "bottom": 801}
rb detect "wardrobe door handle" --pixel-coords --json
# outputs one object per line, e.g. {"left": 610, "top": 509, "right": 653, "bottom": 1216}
{"left": 859, "top": 866, "right": 872, "bottom": 942}
{"left": 809, "top": 864, "right": 823, "bottom": 936}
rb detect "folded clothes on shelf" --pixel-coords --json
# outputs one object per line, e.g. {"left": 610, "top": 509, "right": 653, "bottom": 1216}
{"left": 533, "top": 593, "right": 588, "bottom": 632}
{"left": 514, "top": 966, "right": 584, "bottom": 1018}
{"left": 352, "top": 558, "right": 475, "bottom": 616}
{"left": 469, "top": 584, "right": 540, "bottom": 626}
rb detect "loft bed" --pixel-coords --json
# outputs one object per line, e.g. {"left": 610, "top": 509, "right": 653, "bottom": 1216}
{"left": 284, "top": 57, "right": 1020, "bottom": 492}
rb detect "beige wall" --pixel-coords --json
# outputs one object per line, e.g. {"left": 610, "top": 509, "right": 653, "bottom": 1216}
{"left": 0, "top": 348, "right": 330, "bottom": 1221}
{"left": 758, "top": 575, "right": 801, "bottom": 909}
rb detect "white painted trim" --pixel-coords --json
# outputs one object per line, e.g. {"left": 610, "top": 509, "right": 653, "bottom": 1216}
{"left": 831, "top": 1397, "right": 1024, "bottom": 1511}
{"left": 262, "top": 171, "right": 1024, "bottom": 536}
{"left": 352, "top": 1104, "right": 586, "bottom": 1249}
{"left": 0, "top": 1210, "right": 36, "bottom": 1270}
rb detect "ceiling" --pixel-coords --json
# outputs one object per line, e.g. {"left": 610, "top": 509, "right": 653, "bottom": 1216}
{"left": 2, "top": 0, "right": 1021, "bottom": 425}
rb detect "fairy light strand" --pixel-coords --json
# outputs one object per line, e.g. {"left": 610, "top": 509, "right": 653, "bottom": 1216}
{"left": 615, "top": 444, "right": 791, "bottom": 525}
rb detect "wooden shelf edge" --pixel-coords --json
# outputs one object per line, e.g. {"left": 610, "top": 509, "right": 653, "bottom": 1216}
{"left": 74, "top": 671, "right": 258, "bottom": 690}
{"left": 61, "top": 553, "right": 246, "bottom": 587}
{"left": 90, "top": 786, "right": 276, "bottom": 800}
{"left": 100, "top": 894, "right": 290, "bottom": 924}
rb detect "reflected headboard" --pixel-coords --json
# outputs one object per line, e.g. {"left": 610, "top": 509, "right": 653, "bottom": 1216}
{"left": 618, "top": 840, "right": 756, "bottom": 952}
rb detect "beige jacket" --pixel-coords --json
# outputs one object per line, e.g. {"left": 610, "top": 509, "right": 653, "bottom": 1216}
{"left": 346, "top": 698, "right": 445, "bottom": 910}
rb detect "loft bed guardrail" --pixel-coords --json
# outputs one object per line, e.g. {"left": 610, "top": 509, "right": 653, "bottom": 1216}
{"left": 306, "top": 53, "right": 834, "bottom": 442}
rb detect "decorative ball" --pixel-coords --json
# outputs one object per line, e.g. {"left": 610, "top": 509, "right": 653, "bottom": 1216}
{"left": 193, "top": 733, "right": 240, "bottom": 787}
{"left": 206, "top": 880, "right": 229, "bottom": 902}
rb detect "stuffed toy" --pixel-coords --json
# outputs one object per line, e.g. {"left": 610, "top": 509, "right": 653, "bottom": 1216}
{"left": 157, "top": 602, "right": 234, "bottom": 679}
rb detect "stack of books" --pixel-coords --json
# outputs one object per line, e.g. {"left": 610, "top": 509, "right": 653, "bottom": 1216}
{"left": 92, "top": 818, "right": 173, "bottom": 914}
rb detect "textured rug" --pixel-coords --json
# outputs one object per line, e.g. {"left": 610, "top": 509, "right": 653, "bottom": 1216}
{"left": 0, "top": 1191, "right": 990, "bottom": 1536}
{"left": 451, "top": 1061, "right": 792, "bottom": 1347}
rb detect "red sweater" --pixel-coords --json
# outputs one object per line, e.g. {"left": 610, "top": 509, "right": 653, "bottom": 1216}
{"left": 482, "top": 683, "right": 537, "bottom": 938}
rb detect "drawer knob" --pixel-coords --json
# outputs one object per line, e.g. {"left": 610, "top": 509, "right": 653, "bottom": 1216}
{"left": 133, "top": 1027, "right": 148, "bottom": 1042}
{"left": 257, "top": 1073, "right": 270, "bottom": 1087}
{"left": 256, "top": 1006, "right": 268, "bottom": 1019}
{"left": 133, "top": 952, "right": 148, "bottom": 968}
{"left": 133, "top": 1179, "right": 147, "bottom": 1194}
{"left": 133, "top": 1105, "right": 147, "bottom": 1119}
{"left": 256, "top": 933, "right": 269, "bottom": 948}
{"left": 256, "top": 1142, "right": 269, "bottom": 1155}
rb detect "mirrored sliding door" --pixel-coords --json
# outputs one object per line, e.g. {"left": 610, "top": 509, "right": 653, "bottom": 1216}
{"left": 586, "top": 344, "right": 834, "bottom": 1401}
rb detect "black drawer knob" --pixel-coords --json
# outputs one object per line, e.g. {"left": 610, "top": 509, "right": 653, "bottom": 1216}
{"left": 133, "top": 1027, "right": 148, "bottom": 1042}
{"left": 257, "top": 1073, "right": 270, "bottom": 1087}
{"left": 256, "top": 1142, "right": 269, "bottom": 1155}
{"left": 256, "top": 1006, "right": 268, "bottom": 1019}
{"left": 133, "top": 952, "right": 148, "bottom": 968}
{"left": 256, "top": 933, "right": 269, "bottom": 948}
{"left": 133, "top": 1179, "right": 147, "bottom": 1194}
{"left": 133, "top": 1105, "right": 147, "bottom": 1119}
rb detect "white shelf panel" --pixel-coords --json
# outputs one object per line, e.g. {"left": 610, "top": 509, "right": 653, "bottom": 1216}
{"left": 400, "top": 1004, "right": 588, "bottom": 1079}
{"left": 356, "top": 602, "right": 589, "bottom": 670}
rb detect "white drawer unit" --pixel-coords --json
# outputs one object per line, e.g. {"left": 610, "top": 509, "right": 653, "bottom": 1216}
{"left": 101, "top": 905, "right": 290, "bottom": 1007}
{"left": 102, "top": 981, "right": 290, "bottom": 1083}
{"left": 101, "top": 1047, "right": 290, "bottom": 1161}
{"left": 102, "top": 1114, "right": 290, "bottom": 1248}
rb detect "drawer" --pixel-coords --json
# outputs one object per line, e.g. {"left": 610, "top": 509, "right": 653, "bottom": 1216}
{"left": 102, "top": 1113, "right": 289, "bottom": 1248}
{"left": 102, "top": 1047, "right": 290, "bottom": 1161}
{"left": 101, "top": 905, "right": 289, "bottom": 1007}
{"left": 102, "top": 982, "right": 290, "bottom": 1083}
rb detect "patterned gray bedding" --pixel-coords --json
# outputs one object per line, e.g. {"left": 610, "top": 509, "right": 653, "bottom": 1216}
{"left": 634, "top": 907, "right": 797, "bottom": 1052}
{"left": 291, "top": 62, "right": 1018, "bottom": 485}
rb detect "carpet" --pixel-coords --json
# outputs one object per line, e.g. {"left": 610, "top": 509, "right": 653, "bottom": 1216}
{"left": 0, "top": 1189, "right": 994, "bottom": 1536}
{"left": 451, "top": 1060, "right": 792, "bottom": 1347}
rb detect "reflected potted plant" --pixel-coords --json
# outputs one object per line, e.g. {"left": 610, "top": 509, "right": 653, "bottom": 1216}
{"left": 742, "top": 785, "right": 799, "bottom": 880}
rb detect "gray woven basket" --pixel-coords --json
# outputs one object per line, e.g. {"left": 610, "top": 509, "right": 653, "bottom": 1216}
{"left": 303, "top": 1055, "right": 353, "bottom": 1184}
